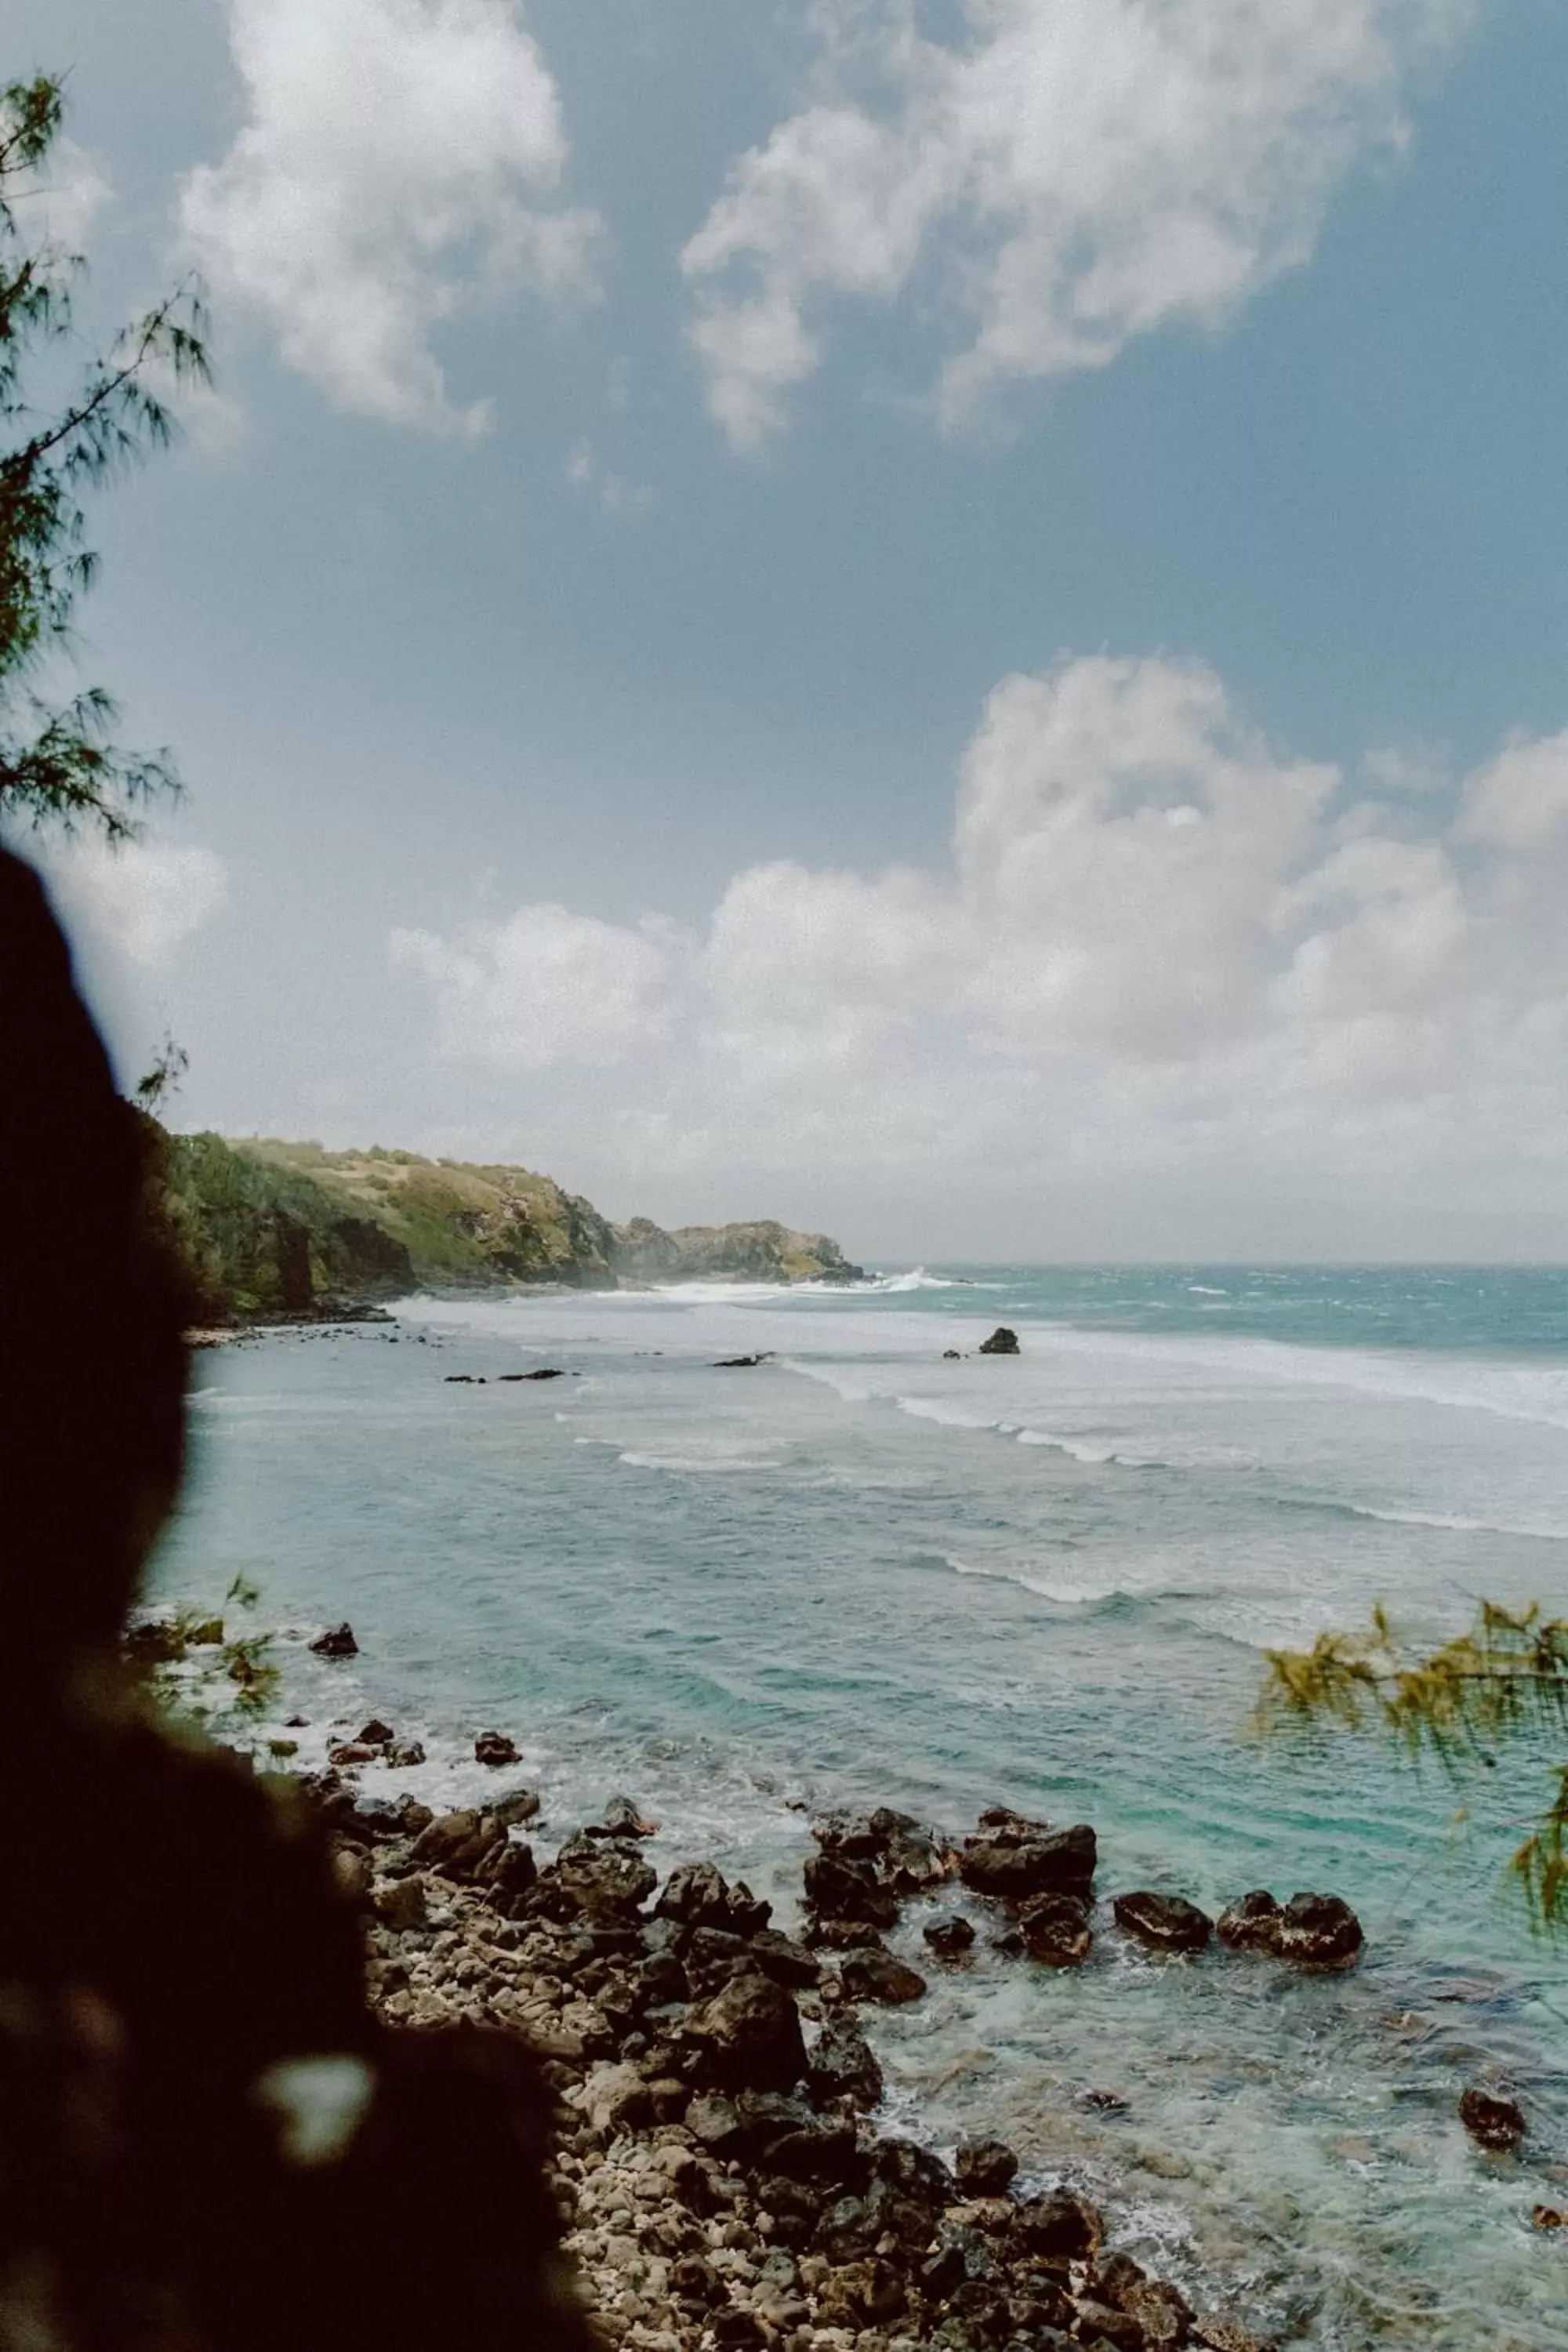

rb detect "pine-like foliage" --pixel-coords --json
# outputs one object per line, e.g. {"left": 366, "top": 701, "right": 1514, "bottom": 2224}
{"left": 0, "top": 75, "right": 209, "bottom": 837}
{"left": 1259, "top": 1601, "right": 1568, "bottom": 1932}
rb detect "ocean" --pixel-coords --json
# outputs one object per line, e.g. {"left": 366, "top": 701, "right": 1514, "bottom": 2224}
{"left": 154, "top": 1266, "right": 1568, "bottom": 2347}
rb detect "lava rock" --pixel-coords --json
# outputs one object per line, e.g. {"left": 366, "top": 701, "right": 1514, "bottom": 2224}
{"left": 1113, "top": 1889, "right": 1214, "bottom": 1953}
{"left": 387, "top": 1740, "right": 426, "bottom": 1767}
{"left": 598, "top": 1793, "right": 658, "bottom": 1838}
{"left": 655, "top": 1859, "right": 772, "bottom": 1938}
{"left": 807, "top": 2016, "right": 884, "bottom": 2111}
{"left": 474, "top": 1730, "right": 520, "bottom": 1767}
{"left": 838, "top": 1947, "right": 927, "bottom": 2005}
{"left": 309, "top": 1621, "right": 358, "bottom": 1658}
{"left": 959, "top": 1815, "right": 1097, "bottom": 1901}
{"left": 924, "top": 1914, "right": 976, "bottom": 1960}
{"left": 1459, "top": 2087, "right": 1526, "bottom": 2151}
{"left": 978, "top": 1327, "right": 1021, "bottom": 1355}
{"left": 1014, "top": 2188, "right": 1101, "bottom": 2259}
{"left": 683, "top": 1970, "right": 808, "bottom": 2092}
{"left": 357, "top": 1719, "right": 395, "bottom": 1745}
{"left": 804, "top": 1849, "right": 901, "bottom": 1929}
{"left": 546, "top": 1831, "right": 657, "bottom": 1922}
{"left": 1218, "top": 1889, "right": 1363, "bottom": 1967}
{"left": 1017, "top": 1890, "right": 1093, "bottom": 1966}
{"left": 954, "top": 2136, "right": 1018, "bottom": 2196}
{"left": 410, "top": 1808, "right": 500, "bottom": 1880}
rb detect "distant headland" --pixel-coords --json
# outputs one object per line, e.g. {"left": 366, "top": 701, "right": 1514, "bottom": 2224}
{"left": 149, "top": 1126, "right": 864, "bottom": 1323}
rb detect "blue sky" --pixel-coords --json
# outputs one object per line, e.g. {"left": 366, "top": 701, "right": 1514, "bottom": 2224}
{"left": 15, "top": 0, "right": 1568, "bottom": 1259}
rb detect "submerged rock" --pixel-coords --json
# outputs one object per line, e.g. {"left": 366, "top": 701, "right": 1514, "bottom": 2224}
{"left": 923, "top": 1913, "right": 976, "bottom": 1959}
{"left": 1218, "top": 1889, "right": 1363, "bottom": 1968}
{"left": 309, "top": 1621, "right": 358, "bottom": 1658}
{"left": 1114, "top": 1889, "right": 1214, "bottom": 1952}
{"left": 1459, "top": 2087, "right": 1526, "bottom": 2151}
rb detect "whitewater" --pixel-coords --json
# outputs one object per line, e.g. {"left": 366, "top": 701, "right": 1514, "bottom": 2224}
{"left": 157, "top": 1266, "right": 1568, "bottom": 2347}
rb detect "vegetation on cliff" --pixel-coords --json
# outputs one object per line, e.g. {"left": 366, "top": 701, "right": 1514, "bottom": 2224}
{"left": 152, "top": 1127, "right": 862, "bottom": 1319}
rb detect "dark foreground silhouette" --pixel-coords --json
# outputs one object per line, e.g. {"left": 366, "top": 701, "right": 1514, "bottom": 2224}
{"left": 0, "top": 846, "right": 593, "bottom": 2352}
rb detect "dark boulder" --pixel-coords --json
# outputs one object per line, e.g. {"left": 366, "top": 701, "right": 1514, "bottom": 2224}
{"left": 597, "top": 1793, "right": 657, "bottom": 1838}
{"left": 1459, "top": 2087, "right": 1526, "bottom": 2151}
{"left": 327, "top": 1743, "right": 379, "bottom": 1769}
{"left": 807, "top": 2016, "right": 884, "bottom": 2111}
{"left": 474, "top": 1730, "right": 520, "bottom": 1766}
{"left": 747, "top": 1929, "right": 822, "bottom": 1989}
{"left": 548, "top": 1831, "right": 657, "bottom": 1922}
{"left": 1018, "top": 1891, "right": 1092, "bottom": 1966}
{"left": 388, "top": 1740, "right": 426, "bottom": 1767}
{"left": 839, "top": 1947, "right": 927, "bottom": 2005}
{"left": 804, "top": 1849, "right": 900, "bottom": 1929}
{"left": 655, "top": 1859, "right": 771, "bottom": 1938}
{"left": 1218, "top": 1889, "right": 1363, "bottom": 1967}
{"left": 309, "top": 1621, "right": 358, "bottom": 1657}
{"left": 954, "top": 2136, "right": 1018, "bottom": 2196}
{"left": 476, "top": 1838, "right": 538, "bottom": 1900}
{"left": 960, "top": 1812, "right": 1097, "bottom": 1901}
{"left": 1113, "top": 1889, "right": 1213, "bottom": 1953}
{"left": 1014, "top": 2189, "right": 1101, "bottom": 2259}
{"left": 410, "top": 1808, "right": 500, "bottom": 1879}
{"left": 1094, "top": 2252, "right": 1193, "bottom": 2349}
{"left": 357, "top": 1719, "right": 394, "bottom": 1745}
{"left": 683, "top": 1970, "right": 808, "bottom": 2092}
{"left": 978, "top": 1328, "right": 1020, "bottom": 1356}
{"left": 924, "top": 1914, "right": 976, "bottom": 1960}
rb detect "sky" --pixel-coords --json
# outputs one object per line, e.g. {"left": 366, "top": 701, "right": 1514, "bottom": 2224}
{"left": 11, "top": 0, "right": 1568, "bottom": 1262}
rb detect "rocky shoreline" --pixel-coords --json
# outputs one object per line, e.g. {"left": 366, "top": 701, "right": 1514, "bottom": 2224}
{"left": 292, "top": 1714, "right": 1392, "bottom": 2352}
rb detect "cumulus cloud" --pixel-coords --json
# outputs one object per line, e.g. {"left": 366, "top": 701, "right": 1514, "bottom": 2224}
{"left": 48, "top": 839, "right": 231, "bottom": 970}
{"left": 393, "top": 655, "right": 1568, "bottom": 1246}
{"left": 180, "top": 0, "right": 601, "bottom": 430}
{"left": 683, "top": 0, "right": 1474, "bottom": 445}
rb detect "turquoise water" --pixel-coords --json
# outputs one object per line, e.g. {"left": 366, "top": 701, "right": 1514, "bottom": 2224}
{"left": 156, "top": 1268, "right": 1568, "bottom": 2346}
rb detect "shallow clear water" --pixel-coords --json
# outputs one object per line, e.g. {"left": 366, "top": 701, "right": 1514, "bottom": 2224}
{"left": 155, "top": 1268, "right": 1568, "bottom": 2347}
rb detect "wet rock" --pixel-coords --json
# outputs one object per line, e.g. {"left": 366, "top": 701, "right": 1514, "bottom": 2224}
{"left": 309, "top": 1621, "right": 358, "bottom": 1657}
{"left": 978, "top": 1327, "right": 1020, "bottom": 1356}
{"left": 1095, "top": 2252, "right": 1193, "bottom": 2348}
{"left": 1013, "top": 2189, "right": 1101, "bottom": 2259}
{"left": 803, "top": 1850, "right": 901, "bottom": 1929}
{"left": 474, "top": 1730, "right": 520, "bottom": 1766}
{"left": 960, "top": 1816, "right": 1097, "bottom": 1902}
{"left": 655, "top": 1860, "right": 771, "bottom": 1939}
{"left": 374, "top": 1872, "right": 427, "bottom": 1932}
{"left": 478, "top": 1838, "right": 538, "bottom": 1901}
{"left": 546, "top": 1832, "right": 658, "bottom": 1923}
{"left": 880, "top": 1821, "right": 952, "bottom": 1893}
{"left": 942, "top": 1348, "right": 962, "bottom": 1359}
{"left": 747, "top": 1929, "right": 820, "bottom": 1990}
{"left": 487, "top": 1788, "right": 541, "bottom": 1831}
{"left": 873, "top": 2135, "right": 955, "bottom": 2209}
{"left": 411, "top": 1808, "right": 499, "bottom": 1879}
{"left": 1217, "top": 1889, "right": 1363, "bottom": 1967}
{"left": 838, "top": 1947, "right": 927, "bottom": 2005}
{"left": 388, "top": 1740, "right": 426, "bottom": 1767}
{"left": 807, "top": 2016, "right": 884, "bottom": 2111}
{"left": 924, "top": 1914, "right": 976, "bottom": 1959}
{"left": 1459, "top": 2087, "right": 1526, "bottom": 2151}
{"left": 1192, "top": 2319, "right": 1280, "bottom": 2352}
{"left": 713, "top": 1354, "right": 770, "bottom": 1369}
{"left": 1073, "top": 2299, "right": 1145, "bottom": 2350}
{"left": 1017, "top": 1891, "right": 1092, "bottom": 1966}
{"left": 1533, "top": 2205, "right": 1566, "bottom": 2230}
{"left": 1113, "top": 1889, "right": 1214, "bottom": 1953}
{"left": 499, "top": 1367, "right": 566, "bottom": 1381}
{"left": 358, "top": 1718, "right": 395, "bottom": 1745}
{"left": 954, "top": 2138, "right": 1018, "bottom": 2197}
{"left": 598, "top": 1794, "right": 658, "bottom": 1838}
{"left": 328, "top": 1743, "right": 379, "bottom": 1769}
{"left": 683, "top": 1970, "right": 808, "bottom": 2092}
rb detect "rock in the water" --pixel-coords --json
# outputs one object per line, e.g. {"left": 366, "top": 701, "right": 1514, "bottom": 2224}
{"left": 310, "top": 1621, "right": 358, "bottom": 1658}
{"left": 684, "top": 1970, "right": 808, "bottom": 2091}
{"left": 410, "top": 1808, "right": 499, "bottom": 1880}
{"left": 942, "top": 1348, "right": 961, "bottom": 1359}
{"left": 388, "top": 1740, "right": 425, "bottom": 1767}
{"left": 357, "top": 1718, "right": 395, "bottom": 1745}
{"left": 474, "top": 1730, "right": 520, "bottom": 1766}
{"left": 547, "top": 1830, "right": 657, "bottom": 1922}
{"left": 807, "top": 2016, "right": 884, "bottom": 2111}
{"left": 839, "top": 1947, "right": 927, "bottom": 2005}
{"left": 599, "top": 1793, "right": 658, "bottom": 1838}
{"left": 1114, "top": 1889, "right": 1214, "bottom": 1953}
{"left": 804, "top": 1849, "right": 900, "bottom": 1929}
{"left": 1018, "top": 1890, "right": 1093, "bottom": 1966}
{"left": 1459, "top": 2087, "right": 1526, "bottom": 2151}
{"left": 923, "top": 1914, "right": 975, "bottom": 1959}
{"left": 1218, "top": 1889, "right": 1363, "bottom": 1967}
{"left": 960, "top": 1813, "right": 1097, "bottom": 1901}
{"left": 978, "top": 1327, "right": 1020, "bottom": 1355}
{"left": 327, "top": 1743, "right": 379, "bottom": 1769}
{"left": 1533, "top": 2205, "right": 1566, "bottom": 2230}
{"left": 954, "top": 2136, "right": 1018, "bottom": 2196}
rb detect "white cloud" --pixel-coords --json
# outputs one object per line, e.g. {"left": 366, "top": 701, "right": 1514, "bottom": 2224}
{"left": 22, "top": 134, "right": 114, "bottom": 252}
{"left": 393, "top": 653, "right": 1568, "bottom": 1247}
{"left": 391, "top": 903, "right": 683, "bottom": 1067}
{"left": 49, "top": 839, "right": 230, "bottom": 970}
{"left": 683, "top": 0, "right": 1474, "bottom": 446}
{"left": 180, "top": 0, "right": 602, "bottom": 430}
{"left": 564, "top": 437, "right": 659, "bottom": 517}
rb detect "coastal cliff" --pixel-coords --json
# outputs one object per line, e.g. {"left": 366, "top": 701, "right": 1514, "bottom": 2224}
{"left": 153, "top": 1128, "right": 862, "bottom": 1320}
